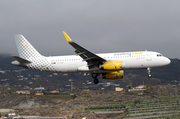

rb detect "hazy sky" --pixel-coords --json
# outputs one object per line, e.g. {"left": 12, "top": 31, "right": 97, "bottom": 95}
{"left": 0, "top": 0, "right": 180, "bottom": 58}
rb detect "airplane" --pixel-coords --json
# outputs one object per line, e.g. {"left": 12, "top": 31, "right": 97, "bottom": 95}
{"left": 11, "top": 31, "right": 171, "bottom": 84}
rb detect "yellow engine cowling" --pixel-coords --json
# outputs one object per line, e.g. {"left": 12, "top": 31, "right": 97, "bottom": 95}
{"left": 102, "top": 70, "right": 124, "bottom": 79}
{"left": 101, "top": 61, "right": 123, "bottom": 70}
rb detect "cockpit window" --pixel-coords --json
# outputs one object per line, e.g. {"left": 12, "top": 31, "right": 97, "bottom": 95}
{"left": 157, "top": 54, "right": 162, "bottom": 57}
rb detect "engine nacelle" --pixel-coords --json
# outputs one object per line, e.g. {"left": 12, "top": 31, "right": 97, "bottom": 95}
{"left": 102, "top": 70, "right": 124, "bottom": 79}
{"left": 100, "top": 61, "right": 123, "bottom": 70}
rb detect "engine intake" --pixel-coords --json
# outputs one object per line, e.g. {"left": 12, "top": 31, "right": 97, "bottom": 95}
{"left": 102, "top": 70, "right": 124, "bottom": 79}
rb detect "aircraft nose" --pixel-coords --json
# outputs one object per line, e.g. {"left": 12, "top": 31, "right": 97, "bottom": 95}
{"left": 164, "top": 57, "right": 171, "bottom": 65}
{"left": 167, "top": 58, "right": 171, "bottom": 64}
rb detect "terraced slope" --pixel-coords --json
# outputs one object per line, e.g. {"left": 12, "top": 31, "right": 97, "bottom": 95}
{"left": 85, "top": 96, "right": 180, "bottom": 119}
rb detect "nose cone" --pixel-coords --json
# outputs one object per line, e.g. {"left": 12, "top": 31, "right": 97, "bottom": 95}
{"left": 167, "top": 58, "right": 171, "bottom": 65}
{"left": 164, "top": 57, "right": 171, "bottom": 65}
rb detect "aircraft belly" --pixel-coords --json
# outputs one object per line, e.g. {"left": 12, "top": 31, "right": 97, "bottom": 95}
{"left": 52, "top": 62, "right": 87, "bottom": 73}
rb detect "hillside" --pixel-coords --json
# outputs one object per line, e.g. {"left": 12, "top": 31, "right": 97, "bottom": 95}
{"left": 0, "top": 54, "right": 180, "bottom": 90}
{"left": 1, "top": 85, "right": 180, "bottom": 118}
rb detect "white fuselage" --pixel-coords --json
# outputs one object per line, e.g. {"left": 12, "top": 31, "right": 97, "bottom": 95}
{"left": 39, "top": 51, "right": 170, "bottom": 73}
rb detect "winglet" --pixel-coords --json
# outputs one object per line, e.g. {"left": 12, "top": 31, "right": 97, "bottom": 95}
{"left": 62, "top": 31, "right": 72, "bottom": 42}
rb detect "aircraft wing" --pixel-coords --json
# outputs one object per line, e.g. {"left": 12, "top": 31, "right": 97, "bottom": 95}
{"left": 62, "top": 31, "right": 106, "bottom": 67}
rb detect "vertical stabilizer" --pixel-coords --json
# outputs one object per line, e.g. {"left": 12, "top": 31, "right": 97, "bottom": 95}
{"left": 14, "top": 35, "right": 42, "bottom": 59}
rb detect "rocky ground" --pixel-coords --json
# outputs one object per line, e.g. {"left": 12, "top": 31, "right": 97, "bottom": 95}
{"left": 0, "top": 85, "right": 180, "bottom": 118}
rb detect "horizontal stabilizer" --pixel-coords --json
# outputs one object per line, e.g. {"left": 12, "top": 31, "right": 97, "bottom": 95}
{"left": 11, "top": 56, "right": 31, "bottom": 64}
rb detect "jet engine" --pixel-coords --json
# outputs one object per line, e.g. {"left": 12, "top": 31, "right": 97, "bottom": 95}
{"left": 100, "top": 61, "right": 123, "bottom": 70}
{"left": 102, "top": 70, "right": 124, "bottom": 79}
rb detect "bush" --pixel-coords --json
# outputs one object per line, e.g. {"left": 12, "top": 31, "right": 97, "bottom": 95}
{"left": 134, "top": 100, "right": 141, "bottom": 104}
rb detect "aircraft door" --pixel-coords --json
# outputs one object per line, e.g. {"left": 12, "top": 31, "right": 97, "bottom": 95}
{"left": 146, "top": 52, "right": 152, "bottom": 61}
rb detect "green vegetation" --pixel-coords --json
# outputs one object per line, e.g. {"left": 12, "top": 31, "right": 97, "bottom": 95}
{"left": 134, "top": 99, "right": 141, "bottom": 105}
{"left": 155, "top": 114, "right": 180, "bottom": 119}
{"left": 85, "top": 95, "right": 180, "bottom": 118}
{"left": 125, "top": 96, "right": 180, "bottom": 118}
{"left": 85, "top": 102, "right": 127, "bottom": 111}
